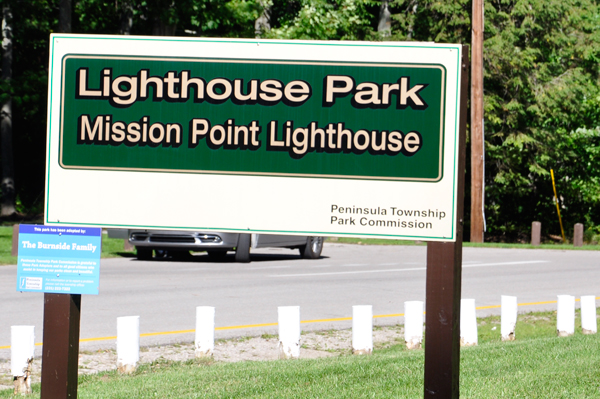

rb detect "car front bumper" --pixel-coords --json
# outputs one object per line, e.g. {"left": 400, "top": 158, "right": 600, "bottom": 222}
{"left": 128, "top": 230, "right": 241, "bottom": 251}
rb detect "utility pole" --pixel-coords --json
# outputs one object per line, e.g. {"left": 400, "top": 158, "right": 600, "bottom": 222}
{"left": 470, "top": 0, "right": 484, "bottom": 243}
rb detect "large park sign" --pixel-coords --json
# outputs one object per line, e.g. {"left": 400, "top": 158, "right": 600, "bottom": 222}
{"left": 46, "top": 35, "right": 463, "bottom": 241}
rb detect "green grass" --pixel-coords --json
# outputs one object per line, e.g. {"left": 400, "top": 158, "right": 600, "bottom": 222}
{"left": 99, "top": 235, "right": 136, "bottom": 259}
{"left": 0, "top": 227, "right": 17, "bottom": 265}
{"left": 331, "top": 237, "right": 428, "bottom": 246}
{"left": 2, "top": 310, "right": 599, "bottom": 398}
{"left": 330, "top": 236, "right": 600, "bottom": 250}
{"left": 476, "top": 310, "right": 585, "bottom": 344}
{"left": 464, "top": 241, "right": 600, "bottom": 250}
{"left": 1, "top": 226, "right": 135, "bottom": 265}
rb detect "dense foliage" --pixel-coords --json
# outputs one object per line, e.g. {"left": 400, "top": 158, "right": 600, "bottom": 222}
{"left": 1, "top": 0, "right": 55, "bottom": 214}
{"left": 1, "top": 0, "right": 599, "bottom": 241}
{"left": 481, "top": 0, "right": 600, "bottom": 241}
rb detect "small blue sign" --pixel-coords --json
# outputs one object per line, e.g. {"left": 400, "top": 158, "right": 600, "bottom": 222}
{"left": 16, "top": 225, "right": 101, "bottom": 295}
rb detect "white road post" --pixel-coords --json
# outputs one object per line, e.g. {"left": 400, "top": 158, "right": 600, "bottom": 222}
{"left": 278, "top": 306, "right": 300, "bottom": 359}
{"left": 11, "top": 325, "right": 35, "bottom": 394}
{"left": 501, "top": 295, "right": 518, "bottom": 341}
{"left": 117, "top": 316, "right": 140, "bottom": 373}
{"left": 195, "top": 306, "right": 215, "bottom": 357}
{"left": 404, "top": 301, "right": 424, "bottom": 349}
{"left": 556, "top": 295, "right": 575, "bottom": 337}
{"left": 352, "top": 305, "right": 373, "bottom": 355}
{"left": 580, "top": 295, "right": 597, "bottom": 335}
{"left": 460, "top": 299, "right": 478, "bottom": 346}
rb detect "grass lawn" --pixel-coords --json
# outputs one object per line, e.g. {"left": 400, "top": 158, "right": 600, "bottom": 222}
{"left": 331, "top": 236, "right": 600, "bottom": 250}
{"left": 0, "top": 227, "right": 16, "bottom": 265}
{"left": 2, "top": 310, "right": 599, "bottom": 398}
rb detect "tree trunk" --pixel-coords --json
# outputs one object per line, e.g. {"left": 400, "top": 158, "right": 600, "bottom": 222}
{"left": 255, "top": 1, "right": 271, "bottom": 38}
{"left": 120, "top": 1, "right": 134, "bottom": 35}
{"left": 152, "top": 20, "right": 177, "bottom": 36}
{"left": 377, "top": 0, "right": 391, "bottom": 36}
{"left": 1, "top": 4, "right": 16, "bottom": 217}
{"left": 406, "top": 1, "right": 418, "bottom": 40}
{"left": 59, "top": 0, "right": 71, "bottom": 33}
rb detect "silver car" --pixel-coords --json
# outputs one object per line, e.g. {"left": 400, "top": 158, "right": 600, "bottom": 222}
{"left": 122, "top": 230, "right": 324, "bottom": 262}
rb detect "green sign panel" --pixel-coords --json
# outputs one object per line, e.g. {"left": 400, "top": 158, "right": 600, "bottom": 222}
{"left": 60, "top": 55, "right": 446, "bottom": 181}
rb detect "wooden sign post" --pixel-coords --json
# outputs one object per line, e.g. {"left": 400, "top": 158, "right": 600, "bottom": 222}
{"left": 40, "top": 294, "right": 81, "bottom": 398}
{"left": 424, "top": 45, "right": 468, "bottom": 398}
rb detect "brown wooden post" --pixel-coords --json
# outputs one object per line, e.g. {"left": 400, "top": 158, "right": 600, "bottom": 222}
{"left": 41, "top": 293, "right": 81, "bottom": 399}
{"left": 573, "top": 223, "right": 583, "bottom": 247}
{"left": 124, "top": 238, "right": 134, "bottom": 251}
{"left": 531, "top": 221, "right": 541, "bottom": 246}
{"left": 470, "top": 0, "right": 485, "bottom": 243}
{"left": 11, "top": 224, "right": 19, "bottom": 256}
{"left": 423, "top": 45, "right": 468, "bottom": 399}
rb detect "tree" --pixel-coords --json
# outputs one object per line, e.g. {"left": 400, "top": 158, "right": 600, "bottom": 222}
{"left": 265, "top": 0, "right": 373, "bottom": 40}
{"left": 1, "top": 2, "right": 15, "bottom": 216}
{"left": 1, "top": 0, "right": 57, "bottom": 216}
{"left": 377, "top": 0, "right": 391, "bottom": 35}
{"left": 2, "top": 0, "right": 599, "bottom": 242}
{"left": 376, "top": 0, "right": 600, "bottom": 241}
{"left": 254, "top": 0, "right": 271, "bottom": 37}
{"left": 74, "top": 0, "right": 261, "bottom": 37}
{"left": 481, "top": 0, "right": 600, "bottom": 240}
{"left": 59, "top": 0, "right": 71, "bottom": 32}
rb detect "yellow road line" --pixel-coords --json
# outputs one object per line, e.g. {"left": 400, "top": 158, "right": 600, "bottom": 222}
{"left": 1, "top": 296, "right": 598, "bottom": 350}
{"left": 374, "top": 313, "right": 404, "bottom": 318}
{"left": 217, "top": 322, "right": 277, "bottom": 330}
{"left": 81, "top": 335, "right": 116, "bottom": 343}
{"left": 301, "top": 317, "right": 351, "bottom": 323}
{"left": 517, "top": 300, "right": 559, "bottom": 307}
{"left": 475, "top": 305, "right": 501, "bottom": 310}
{"left": 141, "top": 330, "right": 193, "bottom": 337}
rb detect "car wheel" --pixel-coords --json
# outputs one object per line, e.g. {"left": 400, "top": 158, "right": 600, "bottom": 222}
{"left": 300, "top": 237, "right": 323, "bottom": 259}
{"left": 207, "top": 251, "right": 227, "bottom": 260}
{"left": 234, "top": 234, "right": 251, "bottom": 263}
{"left": 136, "top": 248, "right": 153, "bottom": 260}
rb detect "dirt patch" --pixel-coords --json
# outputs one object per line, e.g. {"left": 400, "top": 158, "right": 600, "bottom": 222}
{"left": 0, "top": 325, "right": 407, "bottom": 390}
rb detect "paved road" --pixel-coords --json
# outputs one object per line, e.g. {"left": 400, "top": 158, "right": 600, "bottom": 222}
{"left": 1, "top": 243, "right": 598, "bottom": 354}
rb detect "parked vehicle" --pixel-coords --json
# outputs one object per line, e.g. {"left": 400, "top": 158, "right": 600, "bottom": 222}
{"left": 108, "top": 229, "right": 324, "bottom": 262}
